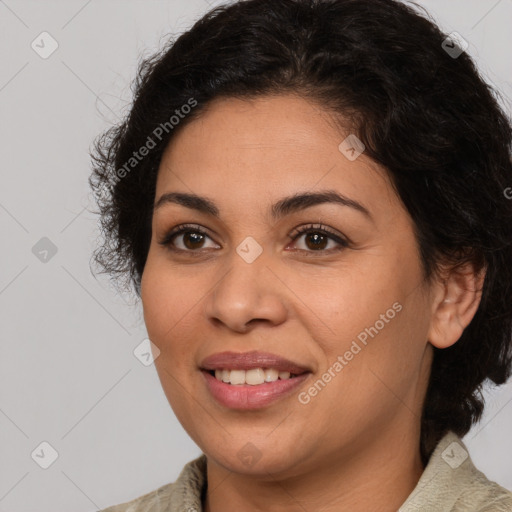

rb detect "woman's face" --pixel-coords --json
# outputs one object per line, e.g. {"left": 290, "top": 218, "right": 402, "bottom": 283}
{"left": 141, "top": 94, "right": 435, "bottom": 476}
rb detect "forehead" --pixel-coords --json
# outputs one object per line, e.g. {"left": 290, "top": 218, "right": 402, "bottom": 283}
{"left": 155, "top": 94, "right": 399, "bottom": 220}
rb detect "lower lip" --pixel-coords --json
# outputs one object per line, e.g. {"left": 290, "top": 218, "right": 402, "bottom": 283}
{"left": 201, "top": 370, "right": 310, "bottom": 409}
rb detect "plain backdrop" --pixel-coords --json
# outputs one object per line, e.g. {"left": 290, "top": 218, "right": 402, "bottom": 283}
{"left": 0, "top": 1, "right": 511, "bottom": 510}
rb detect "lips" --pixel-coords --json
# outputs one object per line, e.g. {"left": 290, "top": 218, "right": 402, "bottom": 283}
{"left": 200, "top": 350, "right": 311, "bottom": 375}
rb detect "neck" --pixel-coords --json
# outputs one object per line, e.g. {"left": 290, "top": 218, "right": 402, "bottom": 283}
{"left": 203, "top": 423, "right": 425, "bottom": 512}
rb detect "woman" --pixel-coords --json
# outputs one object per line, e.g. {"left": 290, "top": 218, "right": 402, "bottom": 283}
{"left": 90, "top": 0, "right": 512, "bottom": 510}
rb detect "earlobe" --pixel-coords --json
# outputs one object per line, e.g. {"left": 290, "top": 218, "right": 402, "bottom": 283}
{"left": 428, "top": 262, "right": 486, "bottom": 350}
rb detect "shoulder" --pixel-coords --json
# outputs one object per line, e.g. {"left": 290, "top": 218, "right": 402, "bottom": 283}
{"left": 400, "top": 431, "right": 512, "bottom": 512}
{"left": 99, "top": 482, "right": 174, "bottom": 512}
{"left": 99, "top": 454, "right": 207, "bottom": 512}
{"left": 455, "top": 457, "right": 512, "bottom": 511}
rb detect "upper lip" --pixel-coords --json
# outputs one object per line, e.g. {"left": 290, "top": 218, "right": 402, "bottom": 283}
{"left": 200, "top": 351, "right": 311, "bottom": 374}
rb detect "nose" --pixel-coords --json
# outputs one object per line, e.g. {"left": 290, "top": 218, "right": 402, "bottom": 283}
{"left": 203, "top": 250, "right": 288, "bottom": 333}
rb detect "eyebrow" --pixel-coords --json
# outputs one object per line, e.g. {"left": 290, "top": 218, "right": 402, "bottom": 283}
{"left": 153, "top": 190, "right": 373, "bottom": 221}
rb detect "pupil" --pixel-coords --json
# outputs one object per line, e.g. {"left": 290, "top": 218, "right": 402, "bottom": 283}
{"left": 185, "top": 232, "right": 204, "bottom": 249}
{"left": 306, "top": 232, "right": 326, "bottom": 250}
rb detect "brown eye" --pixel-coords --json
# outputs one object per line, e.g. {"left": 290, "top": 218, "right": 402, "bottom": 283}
{"left": 181, "top": 231, "right": 206, "bottom": 250}
{"left": 159, "top": 224, "right": 219, "bottom": 252}
{"left": 304, "top": 232, "right": 329, "bottom": 250}
{"left": 289, "top": 224, "right": 349, "bottom": 254}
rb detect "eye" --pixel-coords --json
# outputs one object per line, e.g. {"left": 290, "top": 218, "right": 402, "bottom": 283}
{"left": 158, "top": 224, "right": 219, "bottom": 253}
{"left": 288, "top": 224, "right": 349, "bottom": 253}
{"left": 158, "top": 223, "right": 350, "bottom": 255}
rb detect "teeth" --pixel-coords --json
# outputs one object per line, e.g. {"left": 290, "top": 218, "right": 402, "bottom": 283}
{"left": 264, "top": 368, "right": 279, "bottom": 382}
{"left": 213, "top": 368, "right": 296, "bottom": 385}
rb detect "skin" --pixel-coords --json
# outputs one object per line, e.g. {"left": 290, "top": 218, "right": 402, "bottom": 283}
{"left": 140, "top": 94, "right": 484, "bottom": 512}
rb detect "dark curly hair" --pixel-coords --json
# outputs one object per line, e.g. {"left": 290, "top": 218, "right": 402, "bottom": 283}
{"left": 89, "top": 0, "right": 512, "bottom": 465}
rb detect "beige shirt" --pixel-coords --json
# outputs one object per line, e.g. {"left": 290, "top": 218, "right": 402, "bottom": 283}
{"left": 100, "top": 431, "right": 512, "bottom": 511}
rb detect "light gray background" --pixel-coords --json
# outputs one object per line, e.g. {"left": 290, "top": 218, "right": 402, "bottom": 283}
{"left": 0, "top": 1, "right": 511, "bottom": 511}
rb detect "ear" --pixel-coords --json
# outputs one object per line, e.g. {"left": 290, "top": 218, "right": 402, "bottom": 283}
{"left": 428, "top": 261, "right": 486, "bottom": 349}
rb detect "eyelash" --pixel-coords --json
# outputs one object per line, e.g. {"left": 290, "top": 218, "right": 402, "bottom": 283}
{"left": 158, "top": 223, "right": 350, "bottom": 256}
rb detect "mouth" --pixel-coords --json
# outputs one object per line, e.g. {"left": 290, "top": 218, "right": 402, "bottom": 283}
{"left": 199, "top": 351, "right": 312, "bottom": 408}
{"left": 201, "top": 369, "right": 311, "bottom": 409}
{"left": 200, "top": 350, "right": 311, "bottom": 375}
{"left": 203, "top": 368, "right": 307, "bottom": 386}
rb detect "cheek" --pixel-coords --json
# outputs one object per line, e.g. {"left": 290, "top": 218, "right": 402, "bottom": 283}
{"left": 140, "top": 259, "right": 203, "bottom": 422}
{"left": 141, "top": 256, "right": 196, "bottom": 342}
{"left": 141, "top": 265, "right": 170, "bottom": 344}
{"left": 336, "top": 284, "right": 431, "bottom": 417}
{"left": 140, "top": 255, "right": 212, "bottom": 390}
{"left": 293, "top": 263, "right": 401, "bottom": 347}
{"left": 141, "top": 271, "right": 174, "bottom": 362}
{"left": 308, "top": 249, "right": 428, "bottom": 392}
